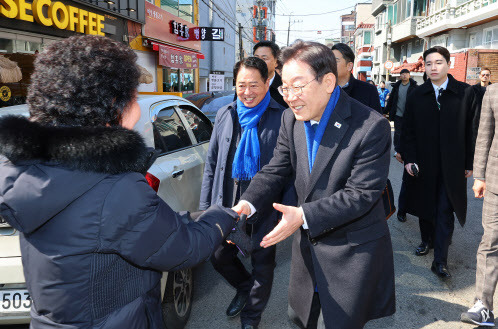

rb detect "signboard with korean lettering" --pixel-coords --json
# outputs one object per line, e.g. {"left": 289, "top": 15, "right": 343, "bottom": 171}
{"left": 143, "top": 2, "right": 200, "bottom": 51}
{"left": 158, "top": 44, "right": 199, "bottom": 69}
{"left": 209, "top": 74, "right": 225, "bottom": 91}
{"left": 466, "top": 67, "right": 481, "bottom": 80}
{"left": 172, "top": 25, "right": 225, "bottom": 42}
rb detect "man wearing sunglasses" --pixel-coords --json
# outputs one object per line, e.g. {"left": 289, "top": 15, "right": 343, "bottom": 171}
{"left": 466, "top": 68, "right": 492, "bottom": 144}
{"left": 233, "top": 41, "right": 395, "bottom": 329}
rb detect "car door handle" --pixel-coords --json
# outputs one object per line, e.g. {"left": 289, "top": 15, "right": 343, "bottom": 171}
{"left": 172, "top": 170, "right": 184, "bottom": 178}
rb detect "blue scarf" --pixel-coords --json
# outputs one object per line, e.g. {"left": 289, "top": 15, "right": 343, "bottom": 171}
{"left": 232, "top": 91, "right": 271, "bottom": 180}
{"left": 304, "top": 86, "right": 341, "bottom": 173}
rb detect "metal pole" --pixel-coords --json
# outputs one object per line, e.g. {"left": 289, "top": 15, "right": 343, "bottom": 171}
{"left": 287, "top": 16, "right": 291, "bottom": 46}
{"left": 239, "top": 23, "right": 243, "bottom": 61}
{"left": 386, "top": 20, "right": 391, "bottom": 84}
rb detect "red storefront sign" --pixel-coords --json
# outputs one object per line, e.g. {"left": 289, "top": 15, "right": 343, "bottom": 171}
{"left": 156, "top": 43, "right": 199, "bottom": 69}
{"left": 143, "top": 2, "right": 201, "bottom": 52}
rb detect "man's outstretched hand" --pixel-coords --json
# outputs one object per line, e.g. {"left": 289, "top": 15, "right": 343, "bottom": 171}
{"left": 260, "top": 203, "right": 304, "bottom": 248}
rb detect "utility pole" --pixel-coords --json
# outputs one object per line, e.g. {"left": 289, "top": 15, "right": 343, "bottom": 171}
{"left": 238, "top": 23, "right": 243, "bottom": 61}
{"left": 287, "top": 16, "right": 291, "bottom": 46}
{"left": 386, "top": 20, "right": 392, "bottom": 83}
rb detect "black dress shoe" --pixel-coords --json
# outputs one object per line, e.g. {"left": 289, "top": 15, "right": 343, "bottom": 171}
{"left": 397, "top": 212, "right": 407, "bottom": 222}
{"left": 415, "top": 242, "right": 433, "bottom": 256}
{"left": 431, "top": 261, "right": 451, "bottom": 278}
{"left": 241, "top": 324, "right": 258, "bottom": 329}
{"left": 226, "top": 291, "right": 248, "bottom": 317}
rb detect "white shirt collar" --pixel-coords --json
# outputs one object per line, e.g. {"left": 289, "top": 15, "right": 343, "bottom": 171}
{"left": 269, "top": 73, "right": 275, "bottom": 87}
{"left": 310, "top": 120, "right": 319, "bottom": 125}
{"left": 432, "top": 77, "right": 449, "bottom": 94}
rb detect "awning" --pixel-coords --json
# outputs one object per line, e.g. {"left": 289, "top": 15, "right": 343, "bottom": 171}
{"left": 151, "top": 41, "right": 204, "bottom": 69}
{"left": 0, "top": 55, "right": 22, "bottom": 83}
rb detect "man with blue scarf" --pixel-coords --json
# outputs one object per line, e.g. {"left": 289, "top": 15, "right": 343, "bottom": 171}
{"left": 199, "top": 57, "right": 288, "bottom": 329}
{"left": 233, "top": 41, "right": 395, "bottom": 329}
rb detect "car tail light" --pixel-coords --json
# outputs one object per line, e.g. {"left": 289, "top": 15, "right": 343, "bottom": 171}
{"left": 145, "top": 172, "right": 160, "bottom": 192}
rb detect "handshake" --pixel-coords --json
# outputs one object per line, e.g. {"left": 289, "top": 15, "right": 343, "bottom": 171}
{"left": 227, "top": 214, "right": 253, "bottom": 257}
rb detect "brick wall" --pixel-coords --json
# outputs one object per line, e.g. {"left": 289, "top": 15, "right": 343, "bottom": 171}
{"left": 448, "top": 51, "right": 468, "bottom": 83}
{"left": 478, "top": 50, "right": 498, "bottom": 84}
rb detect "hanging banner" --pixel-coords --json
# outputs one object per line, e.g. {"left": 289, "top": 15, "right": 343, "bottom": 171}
{"left": 158, "top": 44, "right": 198, "bottom": 69}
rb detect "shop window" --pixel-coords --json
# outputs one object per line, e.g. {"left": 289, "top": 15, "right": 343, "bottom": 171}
{"left": 180, "top": 106, "right": 212, "bottom": 143}
{"left": 0, "top": 38, "right": 15, "bottom": 53}
{"left": 181, "top": 69, "right": 195, "bottom": 93}
{"left": 16, "top": 40, "right": 42, "bottom": 54}
{"left": 163, "top": 67, "right": 180, "bottom": 92}
{"left": 152, "top": 106, "right": 192, "bottom": 154}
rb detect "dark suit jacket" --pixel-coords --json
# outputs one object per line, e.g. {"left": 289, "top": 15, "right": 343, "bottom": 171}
{"left": 269, "top": 73, "right": 288, "bottom": 108}
{"left": 385, "top": 78, "right": 418, "bottom": 121}
{"left": 241, "top": 89, "right": 395, "bottom": 329}
{"left": 343, "top": 75, "right": 382, "bottom": 113}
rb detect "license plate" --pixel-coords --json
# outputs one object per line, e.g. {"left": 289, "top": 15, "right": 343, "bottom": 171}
{"left": 1, "top": 290, "right": 32, "bottom": 312}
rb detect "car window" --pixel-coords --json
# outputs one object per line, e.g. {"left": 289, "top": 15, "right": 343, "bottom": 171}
{"left": 180, "top": 106, "right": 213, "bottom": 144}
{"left": 152, "top": 106, "right": 192, "bottom": 154}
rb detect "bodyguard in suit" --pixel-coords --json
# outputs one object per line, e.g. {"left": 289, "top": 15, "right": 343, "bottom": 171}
{"left": 461, "top": 84, "right": 498, "bottom": 327}
{"left": 253, "top": 40, "right": 288, "bottom": 108}
{"left": 233, "top": 40, "right": 395, "bottom": 329}
{"left": 331, "top": 43, "right": 382, "bottom": 113}
{"left": 402, "top": 46, "right": 474, "bottom": 278}
{"left": 199, "top": 57, "right": 287, "bottom": 329}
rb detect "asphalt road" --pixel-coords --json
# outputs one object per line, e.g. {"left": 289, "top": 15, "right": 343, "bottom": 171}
{"left": 6, "top": 130, "right": 496, "bottom": 329}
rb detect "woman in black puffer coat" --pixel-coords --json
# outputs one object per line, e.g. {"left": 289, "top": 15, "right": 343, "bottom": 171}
{"left": 0, "top": 35, "right": 237, "bottom": 329}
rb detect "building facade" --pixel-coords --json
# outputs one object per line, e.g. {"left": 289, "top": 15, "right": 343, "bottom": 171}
{"left": 341, "top": 11, "right": 356, "bottom": 48}
{"left": 0, "top": 0, "right": 144, "bottom": 107}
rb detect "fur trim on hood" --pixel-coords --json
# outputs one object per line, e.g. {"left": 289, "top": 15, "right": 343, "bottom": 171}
{"left": 0, "top": 116, "right": 153, "bottom": 175}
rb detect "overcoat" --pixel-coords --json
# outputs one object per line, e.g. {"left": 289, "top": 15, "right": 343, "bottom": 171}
{"left": 0, "top": 116, "right": 236, "bottom": 329}
{"left": 241, "top": 89, "right": 395, "bottom": 329}
{"left": 269, "top": 72, "right": 288, "bottom": 108}
{"left": 385, "top": 78, "right": 418, "bottom": 121}
{"left": 342, "top": 75, "right": 382, "bottom": 113}
{"left": 401, "top": 75, "right": 474, "bottom": 226}
{"left": 199, "top": 98, "right": 291, "bottom": 242}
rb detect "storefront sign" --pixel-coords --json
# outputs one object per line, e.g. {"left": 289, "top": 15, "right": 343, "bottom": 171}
{"left": 0, "top": 0, "right": 105, "bottom": 35}
{"left": 209, "top": 74, "right": 224, "bottom": 91}
{"left": 144, "top": 2, "right": 200, "bottom": 51}
{"left": 158, "top": 44, "right": 198, "bottom": 69}
{"left": 467, "top": 67, "right": 481, "bottom": 80}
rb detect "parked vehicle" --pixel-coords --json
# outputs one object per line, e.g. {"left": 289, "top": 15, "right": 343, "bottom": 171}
{"left": 0, "top": 95, "right": 213, "bottom": 328}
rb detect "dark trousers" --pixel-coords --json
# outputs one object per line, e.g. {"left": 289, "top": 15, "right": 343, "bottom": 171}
{"left": 393, "top": 115, "right": 403, "bottom": 153}
{"left": 211, "top": 239, "right": 276, "bottom": 326}
{"left": 288, "top": 293, "right": 325, "bottom": 329}
{"left": 419, "top": 176, "right": 455, "bottom": 265}
{"left": 398, "top": 179, "right": 407, "bottom": 214}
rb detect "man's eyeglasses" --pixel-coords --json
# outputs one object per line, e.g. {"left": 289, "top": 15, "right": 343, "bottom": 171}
{"left": 481, "top": 73, "right": 490, "bottom": 77}
{"left": 278, "top": 78, "right": 317, "bottom": 97}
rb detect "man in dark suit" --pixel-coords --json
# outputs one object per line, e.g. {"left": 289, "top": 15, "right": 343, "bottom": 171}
{"left": 331, "top": 43, "right": 382, "bottom": 113}
{"left": 253, "top": 41, "right": 287, "bottom": 108}
{"left": 402, "top": 46, "right": 474, "bottom": 278}
{"left": 385, "top": 69, "right": 418, "bottom": 222}
{"left": 199, "top": 57, "right": 287, "bottom": 329}
{"left": 233, "top": 41, "right": 395, "bottom": 329}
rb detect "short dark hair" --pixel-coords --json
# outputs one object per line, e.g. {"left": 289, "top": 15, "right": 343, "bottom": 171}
{"left": 380, "top": 80, "right": 386, "bottom": 84}
{"left": 331, "top": 43, "right": 355, "bottom": 64}
{"left": 481, "top": 67, "right": 491, "bottom": 74}
{"left": 280, "top": 40, "right": 338, "bottom": 83}
{"left": 234, "top": 57, "right": 269, "bottom": 83}
{"left": 28, "top": 35, "right": 139, "bottom": 127}
{"left": 423, "top": 46, "right": 451, "bottom": 63}
{"left": 253, "top": 41, "right": 280, "bottom": 59}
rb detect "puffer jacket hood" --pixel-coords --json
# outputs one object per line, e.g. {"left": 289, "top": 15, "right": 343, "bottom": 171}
{"left": 0, "top": 116, "right": 153, "bottom": 234}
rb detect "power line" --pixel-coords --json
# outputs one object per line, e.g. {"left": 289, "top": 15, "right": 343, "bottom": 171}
{"left": 274, "top": 3, "right": 368, "bottom": 16}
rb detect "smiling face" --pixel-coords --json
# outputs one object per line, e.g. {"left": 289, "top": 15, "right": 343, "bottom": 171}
{"left": 235, "top": 66, "right": 270, "bottom": 108}
{"left": 425, "top": 52, "right": 450, "bottom": 86}
{"left": 254, "top": 46, "right": 278, "bottom": 79}
{"left": 281, "top": 60, "right": 336, "bottom": 122}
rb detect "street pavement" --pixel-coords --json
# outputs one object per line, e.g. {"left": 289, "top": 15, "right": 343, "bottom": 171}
{"left": 6, "top": 131, "right": 496, "bottom": 329}
{"left": 185, "top": 130, "right": 497, "bottom": 329}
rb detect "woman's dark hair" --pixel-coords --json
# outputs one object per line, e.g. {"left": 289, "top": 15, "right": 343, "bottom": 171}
{"left": 423, "top": 46, "right": 451, "bottom": 63}
{"left": 280, "top": 40, "right": 338, "bottom": 83}
{"left": 331, "top": 43, "right": 355, "bottom": 64}
{"left": 28, "top": 35, "right": 140, "bottom": 127}
{"left": 234, "top": 57, "right": 269, "bottom": 83}
{"left": 380, "top": 81, "right": 386, "bottom": 84}
{"left": 253, "top": 41, "right": 280, "bottom": 59}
